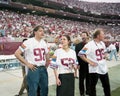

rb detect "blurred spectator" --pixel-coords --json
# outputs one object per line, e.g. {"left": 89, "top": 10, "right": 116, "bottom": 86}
{"left": 115, "top": 40, "right": 119, "bottom": 54}
{"left": 108, "top": 42, "right": 118, "bottom": 61}
{"left": 49, "top": 0, "right": 120, "bottom": 15}
{"left": 0, "top": 10, "right": 120, "bottom": 42}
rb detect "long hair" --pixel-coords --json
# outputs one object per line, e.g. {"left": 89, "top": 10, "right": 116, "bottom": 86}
{"left": 62, "top": 35, "right": 71, "bottom": 46}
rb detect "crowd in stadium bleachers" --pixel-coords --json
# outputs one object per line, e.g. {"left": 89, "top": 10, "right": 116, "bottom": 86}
{"left": 49, "top": 0, "right": 120, "bottom": 15}
{"left": 0, "top": 10, "right": 120, "bottom": 42}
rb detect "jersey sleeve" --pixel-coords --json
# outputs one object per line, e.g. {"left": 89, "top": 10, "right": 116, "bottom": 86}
{"left": 49, "top": 58, "right": 58, "bottom": 69}
{"left": 78, "top": 42, "right": 91, "bottom": 56}
{"left": 19, "top": 40, "right": 29, "bottom": 52}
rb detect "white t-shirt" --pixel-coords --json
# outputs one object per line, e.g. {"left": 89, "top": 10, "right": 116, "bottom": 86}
{"left": 78, "top": 40, "right": 108, "bottom": 74}
{"left": 54, "top": 48, "right": 77, "bottom": 74}
{"left": 108, "top": 44, "right": 116, "bottom": 51}
{"left": 22, "top": 38, "right": 48, "bottom": 66}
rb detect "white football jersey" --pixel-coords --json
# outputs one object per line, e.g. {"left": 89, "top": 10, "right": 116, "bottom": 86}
{"left": 54, "top": 48, "right": 77, "bottom": 74}
{"left": 78, "top": 40, "right": 108, "bottom": 74}
{"left": 22, "top": 38, "right": 48, "bottom": 66}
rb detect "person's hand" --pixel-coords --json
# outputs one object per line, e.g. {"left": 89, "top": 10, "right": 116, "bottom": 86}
{"left": 45, "top": 63, "right": 49, "bottom": 68}
{"left": 77, "top": 65, "right": 80, "bottom": 70}
{"left": 89, "top": 61, "right": 97, "bottom": 67}
{"left": 56, "top": 78, "right": 61, "bottom": 86}
{"left": 27, "top": 63, "right": 37, "bottom": 71}
{"left": 74, "top": 72, "right": 79, "bottom": 79}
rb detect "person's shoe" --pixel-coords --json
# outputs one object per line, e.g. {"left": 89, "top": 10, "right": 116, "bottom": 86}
{"left": 75, "top": 76, "right": 79, "bottom": 79}
{"left": 81, "top": 94, "right": 85, "bottom": 96}
{"left": 14, "top": 94, "right": 22, "bottom": 96}
{"left": 86, "top": 91, "right": 90, "bottom": 96}
{"left": 14, "top": 95, "right": 19, "bottom": 96}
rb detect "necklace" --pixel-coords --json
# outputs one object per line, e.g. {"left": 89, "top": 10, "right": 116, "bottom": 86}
{"left": 94, "top": 40, "right": 104, "bottom": 50}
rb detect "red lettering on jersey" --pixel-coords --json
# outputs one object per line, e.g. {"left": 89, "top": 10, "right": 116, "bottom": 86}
{"left": 33, "top": 48, "right": 45, "bottom": 61}
{"left": 61, "top": 58, "right": 68, "bottom": 67}
{"left": 61, "top": 58, "right": 75, "bottom": 67}
{"left": 95, "top": 49, "right": 104, "bottom": 61}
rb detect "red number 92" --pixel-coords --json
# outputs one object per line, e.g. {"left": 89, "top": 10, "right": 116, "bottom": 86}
{"left": 34, "top": 48, "right": 45, "bottom": 61}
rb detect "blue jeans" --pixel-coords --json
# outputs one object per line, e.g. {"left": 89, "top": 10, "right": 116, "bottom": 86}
{"left": 27, "top": 66, "right": 48, "bottom": 96}
{"left": 109, "top": 49, "right": 118, "bottom": 61}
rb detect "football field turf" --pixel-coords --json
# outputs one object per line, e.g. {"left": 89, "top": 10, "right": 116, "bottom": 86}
{"left": 48, "top": 64, "right": 120, "bottom": 96}
{"left": 111, "top": 87, "right": 120, "bottom": 96}
{"left": 0, "top": 61, "right": 120, "bottom": 96}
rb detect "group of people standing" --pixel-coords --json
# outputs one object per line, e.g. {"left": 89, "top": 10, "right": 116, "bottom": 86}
{"left": 15, "top": 25, "right": 111, "bottom": 96}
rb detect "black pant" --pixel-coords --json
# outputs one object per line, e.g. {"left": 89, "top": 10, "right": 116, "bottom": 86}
{"left": 57, "top": 73, "right": 75, "bottom": 96}
{"left": 116, "top": 46, "right": 119, "bottom": 53}
{"left": 89, "top": 73, "right": 111, "bottom": 96}
{"left": 37, "top": 86, "right": 40, "bottom": 96}
{"left": 79, "top": 69, "right": 90, "bottom": 95}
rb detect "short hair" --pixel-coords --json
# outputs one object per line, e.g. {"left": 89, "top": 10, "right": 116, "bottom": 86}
{"left": 93, "top": 29, "right": 103, "bottom": 39}
{"left": 22, "top": 38, "right": 27, "bottom": 42}
{"left": 33, "top": 25, "right": 44, "bottom": 36}
{"left": 82, "top": 31, "right": 89, "bottom": 36}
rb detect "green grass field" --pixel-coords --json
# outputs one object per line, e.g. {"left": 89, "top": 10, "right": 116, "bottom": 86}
{"left": 49, "top": 82, "right": 120, "bottom": 96}
{"left": 22, "top": 65, "right": 120, "bottom": 96}
{"left": 49, "top": 81, "right": 120, "bottom": 96}
{"left": 111, "top": 87, "right": 120, "bottom": 96}
{"left": 48, "top": 65, "right": 120, "bottom": 96}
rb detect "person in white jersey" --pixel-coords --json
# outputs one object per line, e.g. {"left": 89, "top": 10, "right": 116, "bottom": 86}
{"left": 78, "top": 29, "right": 111, "bottom": 96}
{"left": 52, "top": 35, "right": 78, "bottom": 96}
{"left": 108, "top": 42, "right": 118, "bottom": 61}
{"left": 15, "top": 25, "right": 49, "bottom": 96}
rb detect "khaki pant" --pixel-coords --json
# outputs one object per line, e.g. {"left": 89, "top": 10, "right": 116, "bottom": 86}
{"left": 19, "top": 66, "right": 28, "bottom": 95}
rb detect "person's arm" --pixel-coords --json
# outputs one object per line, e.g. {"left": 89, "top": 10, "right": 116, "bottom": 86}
{"left": 75, "top": 44, "right": 81, "bottom": 71}
{"left": 78, "top": 44, "right": 97, "bottom": 66}
{"left": 53, "top": 69, "right": 61, "bottom": 86}
{"left": 80, "top": 55, "right": 97, "bottom": 66}
{"left": 14, "top": 48, "right": 37, "bottom": 71}
{"left": 45, "top": 53, "right": 50, "bottom": 68}
{"left": 75, "top": 44, "right": 80, "bottom": 64}
{"left": 51, "top": 49, "right": 61, "bottom": 85}
{"left": 73, "top": 64, "right": 78, "bottom": 78}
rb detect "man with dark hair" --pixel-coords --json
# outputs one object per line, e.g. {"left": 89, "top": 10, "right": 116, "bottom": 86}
{"left": 78, "top": 29, "right": 111, "bottom": 96}
{"left": 75, "top": 31, "right": 90, "bottom": 96}
{"left": 15, "top": 25, "right": 49, "bottom": 96}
